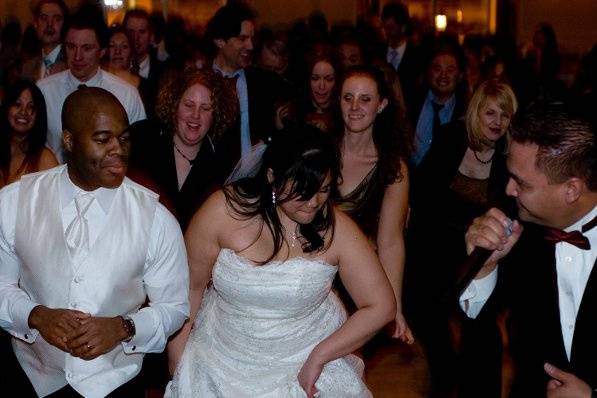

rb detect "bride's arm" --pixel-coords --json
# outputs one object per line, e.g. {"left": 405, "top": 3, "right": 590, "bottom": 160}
{"left": 299, "top": 209, "right": 396, "bottom": 395}
{"left": 166, "top": 191, "right": 226, "bottom": 375}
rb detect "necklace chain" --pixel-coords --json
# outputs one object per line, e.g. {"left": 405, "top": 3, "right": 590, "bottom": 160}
{"left": 174, "top": 142, "right": 196, "bottom": 165}
{"left": 473, "top": 149, "right": 494, "bottom": 165}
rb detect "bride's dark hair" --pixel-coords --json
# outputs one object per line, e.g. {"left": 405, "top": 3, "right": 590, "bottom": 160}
{"left": 224, "top": 125, "right": 340, "bottom": 264}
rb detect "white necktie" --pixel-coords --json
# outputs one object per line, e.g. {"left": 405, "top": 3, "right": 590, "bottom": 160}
{"left": 65, "top": 192, "right": 94, "bottom": 257}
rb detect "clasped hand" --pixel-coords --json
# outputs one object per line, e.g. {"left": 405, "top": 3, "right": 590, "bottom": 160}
{"left": 29, "top": 306, "right": 125, "bottom": 360}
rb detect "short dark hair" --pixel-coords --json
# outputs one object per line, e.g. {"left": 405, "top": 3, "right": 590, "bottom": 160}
{"left": 381, "top": 1, "right": 410, "bottom": 26}
{"left": 33, "top": 0, "right": 68, "bottom": 19}
{"left": 122, "top": 8, "right": 153, "bottom": 33}
{"left": 510, "top": 104, "right": 597, "bottom": 191}
{"left": 65, "top": 5, "right": 108, "bottom": 48}
{"left": 205, "top": 4, "right": 254, "bottom": 43}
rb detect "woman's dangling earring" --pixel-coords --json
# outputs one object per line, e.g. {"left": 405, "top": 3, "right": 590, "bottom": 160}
{"left": 272, "top": 190, "right": 276, "bottom": 206}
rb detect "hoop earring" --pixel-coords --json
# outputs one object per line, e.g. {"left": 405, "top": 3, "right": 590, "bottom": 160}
{"left": 272, "top": 190, "right": 276, "bottom": 206}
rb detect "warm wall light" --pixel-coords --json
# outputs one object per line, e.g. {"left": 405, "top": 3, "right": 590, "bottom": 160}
{"left": 104, "top": 0, "right": 124, "bottom": 10}
{"left": 435, "top": 14, "right": 447, "bottom": 32}
{"left": 456, "top": 10, "right": 463, "bottom": 23}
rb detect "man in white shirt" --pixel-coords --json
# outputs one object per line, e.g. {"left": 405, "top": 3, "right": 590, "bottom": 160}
{"left": 22, "top": 0, "right": 69, "bottom": 81}
{"left": 0, "top": 87, "right": 189, "bottom": 397}
{"left": 462, "top": 106, "right": 597, "bottom": 397}
{"left": 38, "top": 12, "right": 146, "bottom": 162}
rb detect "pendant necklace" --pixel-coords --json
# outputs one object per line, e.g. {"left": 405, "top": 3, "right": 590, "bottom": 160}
{"left": 174, "top": 142, "right": 196, "bottom": 165}
{"left": 473, "top": 149, "right": 494, "bottom": 165}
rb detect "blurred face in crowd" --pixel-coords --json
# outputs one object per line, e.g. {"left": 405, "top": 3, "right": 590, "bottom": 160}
{"left": 382, "top": 16, "right": 405, "bottom": 46}
{"left": 428, "top": 53, "right": 462, "bottom": 102}
{"left": 64, "top": 100, "right": 130, "bottom": 190}
{"left": 108, "top": 32, "right": 133, "bottom": 70}
{"left": 338, "top": 43, "right": 362, "bottom": 69}
{"left": 258, "top": 46, "right": 287, "bottom": 75}
{"left": 65, "top": 28, "right": 105, "bottom": 82}
{"left": 175, "top": 83, "right": 214, "bottom": 147}
{"left": 34, "top": 2, "right": 64, "bottom": 50}
{"left": 479, "top": 97, "right": 512, "bottom": 143}
{"left": 8, "top": 89, "right": 37, "bottom": 137}
{"left": 310, "top": 61, "right": 335, "bottom": 109}
{"left": 215, "top": 20, "right": 255, "bottom": 73}
{"left": 341, "top": 74, "right": 387, "bottom": 135}
{"left": 125, "top": 16, "right": 153, "bottom": 62}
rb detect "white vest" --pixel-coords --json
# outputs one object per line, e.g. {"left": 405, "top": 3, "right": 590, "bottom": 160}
{"left": 14, "top": 167, "right": 158, "bottom": 397}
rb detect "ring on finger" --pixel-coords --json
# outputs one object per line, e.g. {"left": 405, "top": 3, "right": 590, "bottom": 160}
{"left": 86, "top": 344, "right": 93, "bottom": 350}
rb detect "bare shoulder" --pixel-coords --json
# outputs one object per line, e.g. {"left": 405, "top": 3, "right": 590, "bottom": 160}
{"left": 330, "top": 207, "right": 367, "bottom": 249}
{"left": 38, "top": 148, "right": 59, "bottom": 170}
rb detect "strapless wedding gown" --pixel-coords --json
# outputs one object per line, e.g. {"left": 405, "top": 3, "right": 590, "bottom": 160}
{"left": 166, "top": 248, "right": 371, "bottom": 397}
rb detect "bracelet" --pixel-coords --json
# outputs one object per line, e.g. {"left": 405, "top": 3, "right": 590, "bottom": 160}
{"left": 121, "top": 316, "right": 136, "bottom": 342}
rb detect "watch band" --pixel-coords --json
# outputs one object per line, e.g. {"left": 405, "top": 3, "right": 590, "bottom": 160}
{"left": 121, "top": 316, "right": 136, "bottom": 342}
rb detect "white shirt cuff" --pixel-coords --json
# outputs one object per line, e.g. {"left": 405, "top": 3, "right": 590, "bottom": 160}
{"left": 13, "top": 300, "right": 41, "bottom": 343}
{"left": 459, "top": 266, "right": 498, "bottom": 318}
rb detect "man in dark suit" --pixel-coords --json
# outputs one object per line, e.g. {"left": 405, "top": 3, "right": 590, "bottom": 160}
{"left": 123, "top": 8, "right": 164, "bottom": 117}
{"left": 205, "top": 3, "right": 285, "bottom": 178}
{"left": 381, "top": 1, "right": 423, "bottom": 111}
{"left": 410, "top": 46, "right": 465, "bottom": 167}
{"left": 22, "top": 0, "right": 69, "bottom": 81}
{"left": 463, "top": 105, "right": 597, "bottom": 397}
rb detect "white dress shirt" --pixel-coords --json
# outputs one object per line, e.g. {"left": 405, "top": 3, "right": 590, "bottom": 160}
{"left": 37, "top": 68, "right": 146, "bottom": 162}
{"left": 0, "top": 165, "right": 189, "bottom": 397}
{"left": 460, "top": 205, "right": 597, "bottom": 360}
{"left": 138, "top": 55, "right": 150, "bottom": 79}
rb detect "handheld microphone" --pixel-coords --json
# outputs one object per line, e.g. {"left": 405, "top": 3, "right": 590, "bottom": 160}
{"left": 453, "top": 204, "right": 517, "bottom": 299}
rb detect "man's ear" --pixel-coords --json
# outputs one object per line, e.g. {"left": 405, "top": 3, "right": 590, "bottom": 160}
{"left": 267, "top": 168, "right": 274, "bottom": 184}
{"left": 564, "top": 177, "right": 583, "bottom": 204}
{"left": 63, "top": 130, "right": 73, "bottom": 153}
{"left": 99, "top": 48, "right": 107, "bottom": 59}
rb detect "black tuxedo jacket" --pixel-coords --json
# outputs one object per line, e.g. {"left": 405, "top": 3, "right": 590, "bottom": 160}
{"left": 474, "top": 224, "right": 597, "bottom": 397}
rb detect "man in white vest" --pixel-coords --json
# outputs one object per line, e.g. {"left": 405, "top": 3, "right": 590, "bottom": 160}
{"left": 0, "top": 87, "right": 189, "bottom": 397}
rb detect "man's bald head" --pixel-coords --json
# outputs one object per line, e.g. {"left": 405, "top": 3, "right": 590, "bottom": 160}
{"left": 62, "top": 87, "right": 128, "bottom": 135}
{"left": 62, "top": 87, "right": 131, "bottom": 191}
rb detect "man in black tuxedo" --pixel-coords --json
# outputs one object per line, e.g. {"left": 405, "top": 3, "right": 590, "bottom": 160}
{"left": 124, "top": 8, "right": 164, "bottom": 117}
{"left": 205, "top": 3, "right": 285, "bottom": 178}
{"left": 463, "top": 105, "right": 597, "bottom": 397}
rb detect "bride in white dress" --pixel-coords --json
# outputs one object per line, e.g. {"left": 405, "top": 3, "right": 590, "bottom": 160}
{"left": 166, "top": 126, "right": 396, "bottom": 397}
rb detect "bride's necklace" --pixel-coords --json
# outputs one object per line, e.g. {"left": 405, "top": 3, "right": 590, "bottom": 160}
{"left": 174, "top": 141, "right": 197, "bottom": 165}
{"left": 287, "top": 226, "right": 300, "bottom": 248}
{"left": 473, "top": 149, "right": 494, "bottom": 165}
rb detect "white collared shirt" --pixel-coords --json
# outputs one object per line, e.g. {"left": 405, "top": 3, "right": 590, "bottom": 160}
{"left": 460, "top": 205, "right": 597, "bottom": 360}
{"left": 0, "top": 166, "right": 189, "bottom": 396}
{"left": 138, "top": 55, "right": 150, "bottom": 79}
{"left": 37, "top": 68, "right": 146, "bottom": 162}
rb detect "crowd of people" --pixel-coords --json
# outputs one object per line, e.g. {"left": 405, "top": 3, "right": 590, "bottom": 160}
{"left": 0, "top": 0, "right": 596, "bottom": 397}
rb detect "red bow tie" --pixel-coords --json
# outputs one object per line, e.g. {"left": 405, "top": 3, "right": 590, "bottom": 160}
{"left": 544, "top": 214, "right": 597, "bottom": 250}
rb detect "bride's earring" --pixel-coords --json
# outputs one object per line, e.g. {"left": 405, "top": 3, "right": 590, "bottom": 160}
{"left": 272, "top": 190, "right": 276, "bottom": 206}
